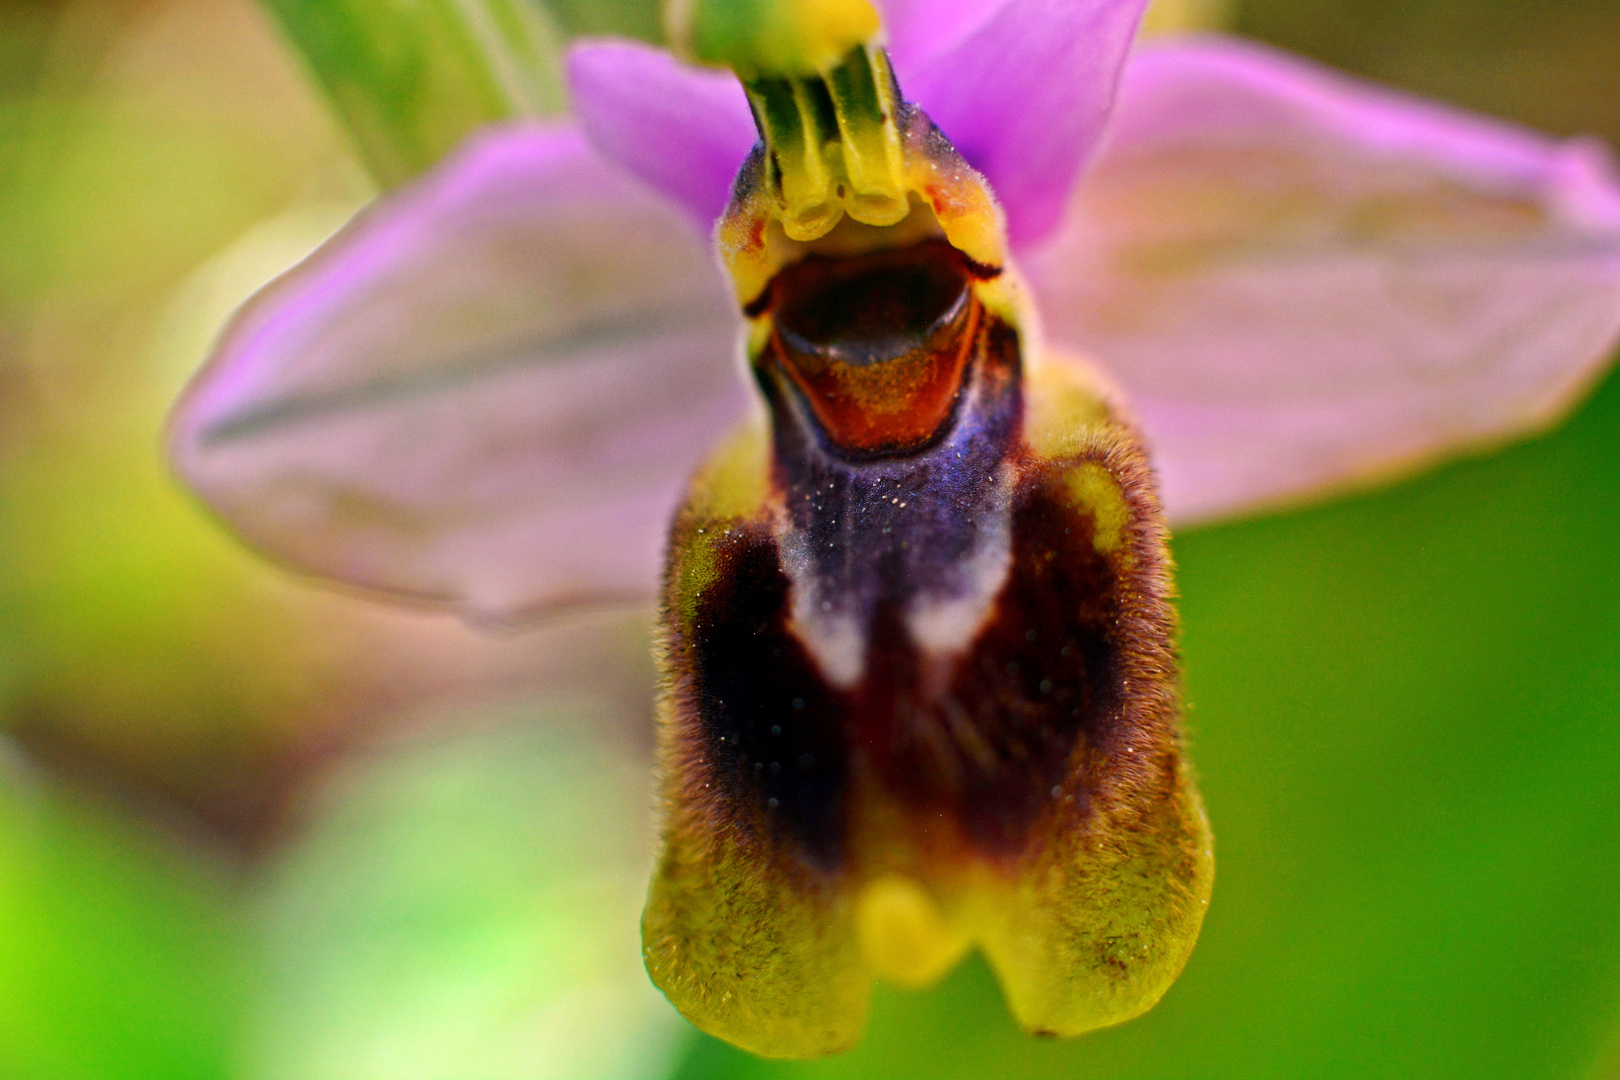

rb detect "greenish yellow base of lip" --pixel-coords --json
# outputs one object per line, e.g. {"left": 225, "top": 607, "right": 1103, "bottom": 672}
{"left": 978, "top": 780, "right": 1214, "bottom": 1037}
{"left": 644, "top": 749, "right": 1212, "bottom": 1058}
{"left": 642, "top": 800, "right": 869, "bottom": 1059}
{"left": 665, "top": 418, "right": 771, "bottom": 631}
{"left": 843, "top": 759, "right": 1212, "bottom": 1034}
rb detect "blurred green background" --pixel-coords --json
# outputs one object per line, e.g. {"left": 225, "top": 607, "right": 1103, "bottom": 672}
{"left": 0, "top": 0, "right": 1617, "bottom": 1077}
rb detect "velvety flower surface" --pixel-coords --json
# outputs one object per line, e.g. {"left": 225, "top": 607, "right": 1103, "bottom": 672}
{"left": 167, "top": 0, "right": 1620, "bottom": 1059}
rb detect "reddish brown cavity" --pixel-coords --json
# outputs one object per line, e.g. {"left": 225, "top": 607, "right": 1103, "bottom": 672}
{"left": 761, "top": 239, "right": 984, "bottom": 456}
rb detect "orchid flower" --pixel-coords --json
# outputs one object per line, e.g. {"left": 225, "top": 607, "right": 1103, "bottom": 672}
{"left": 168, "top": 0, "right": 1620, "bottom": 1063}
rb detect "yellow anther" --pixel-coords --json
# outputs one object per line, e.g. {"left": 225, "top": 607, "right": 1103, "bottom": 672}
{"left": 743, "top": 44, "right": 908, "bottom": 241}
{"left": 706, "top": 1, "right": 1012, "bottom": 306}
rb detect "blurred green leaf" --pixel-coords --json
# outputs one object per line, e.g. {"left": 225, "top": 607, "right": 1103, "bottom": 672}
{"left": 245, "top": 706, "right": 682, "bottom": 1080}
{"left": 542, "top": 0, "right": 664, "bottom": 42}
{"left": 1234, "top": 0, "right": 1620, "bottom": 147}
{"left": 0, "top": 0, "right": 394, "bottom": 845}
{"left": 1141, "top": 0, "right": 1235, "bottom": 34}
{"left": 260, "top": 0, "right": 567, "bottom": 187}
{"left": 0, "top": 754, "right": 251, "bottom": 1080}
{"left": 0, "top": 0, "right": 362, "bottom": 314}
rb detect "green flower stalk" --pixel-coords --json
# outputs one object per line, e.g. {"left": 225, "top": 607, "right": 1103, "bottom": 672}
{"left": 260, "top": 0, "right": 567, "bottom": 187}
{"left": 667, "top": 0, "right": 881, "bottom": 79}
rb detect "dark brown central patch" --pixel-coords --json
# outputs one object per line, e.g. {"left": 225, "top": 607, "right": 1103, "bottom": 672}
{"left": 684, "top": 470, "right": 1123, "bottom": 871}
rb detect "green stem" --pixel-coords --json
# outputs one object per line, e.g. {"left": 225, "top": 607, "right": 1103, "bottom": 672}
{"left": 260, "top": 0, "right": 566, "bottom": 188}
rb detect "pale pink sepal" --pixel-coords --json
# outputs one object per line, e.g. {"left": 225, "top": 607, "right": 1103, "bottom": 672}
{"left": 1025, "top": 37, "right": 1620, "bottom": 525}
{"left": 904, "top": 0, "right": 1152, "bottom": 248}
{"left": 568, "top": 40, "right": 758, "bottom": 230}
{"left": 169, "top": 123, "right": 748, "bottom": 620}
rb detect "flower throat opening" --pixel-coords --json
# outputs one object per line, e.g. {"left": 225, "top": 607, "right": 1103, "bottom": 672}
{"left": 703, "top": 3, "right": 1020, "bottom": 458}
{"left": 760, "top": 238, "right": 988, "bottom": 456}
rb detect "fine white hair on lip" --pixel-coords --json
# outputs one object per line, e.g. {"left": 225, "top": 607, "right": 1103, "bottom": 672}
{"left": 905, "top": 488, "right": 1015, "bottom": 660}
{"left": 788, "top": 607, "right": 869, "bottom": 690}
{"left": 774, "top": 510, "right": 865, "bottom": 689}
{"left": 906, "top": 546, "right": 1014, "bottom": 661}
{"left": 777, "top": 526, "right": 1017, "bottom": 693}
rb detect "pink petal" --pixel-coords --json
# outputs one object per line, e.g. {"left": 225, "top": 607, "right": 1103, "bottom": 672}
{"left": 1024, "top": 37, "right": 1620, "bottom": 525}
{"left": 903, "top": 0, "right": 1151, "bottom": 248}
{"left": 875, "top": 0, "right": 1004, "bottom": 71}
{"left": 170, "top": 122, "right": 748, "bottom": 621}
{"left": 568, "top": 39, "right": 758, "bottom": 230}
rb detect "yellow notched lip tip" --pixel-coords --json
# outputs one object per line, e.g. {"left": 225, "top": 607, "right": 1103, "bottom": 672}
{"left": 855, "top": 875, "right": 972, "bottom": 989}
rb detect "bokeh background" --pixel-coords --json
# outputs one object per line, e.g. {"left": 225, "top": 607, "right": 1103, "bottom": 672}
{"left": 1, "top": 0, "right": 1618, "bottom": 1077}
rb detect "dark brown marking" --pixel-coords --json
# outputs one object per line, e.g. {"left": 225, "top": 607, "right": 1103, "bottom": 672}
{"left": 681, "top": 526, "right": 851, "bottom": 871}
{"left": 931, "top": 469, "right": 1122, "bottom": 850}
{"left": 835, "top": 471, "right": 1122, "bottom": 854}
{"left": 676, "top": 468, "right": 1132, "bottom": 867}
{"left": 961, "top": 254, "right": 1004, "bottom": 281}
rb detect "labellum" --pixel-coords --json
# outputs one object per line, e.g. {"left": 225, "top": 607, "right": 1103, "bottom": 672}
{"left": 646, "top": 28, "right": 1213, "bottom": 1060}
